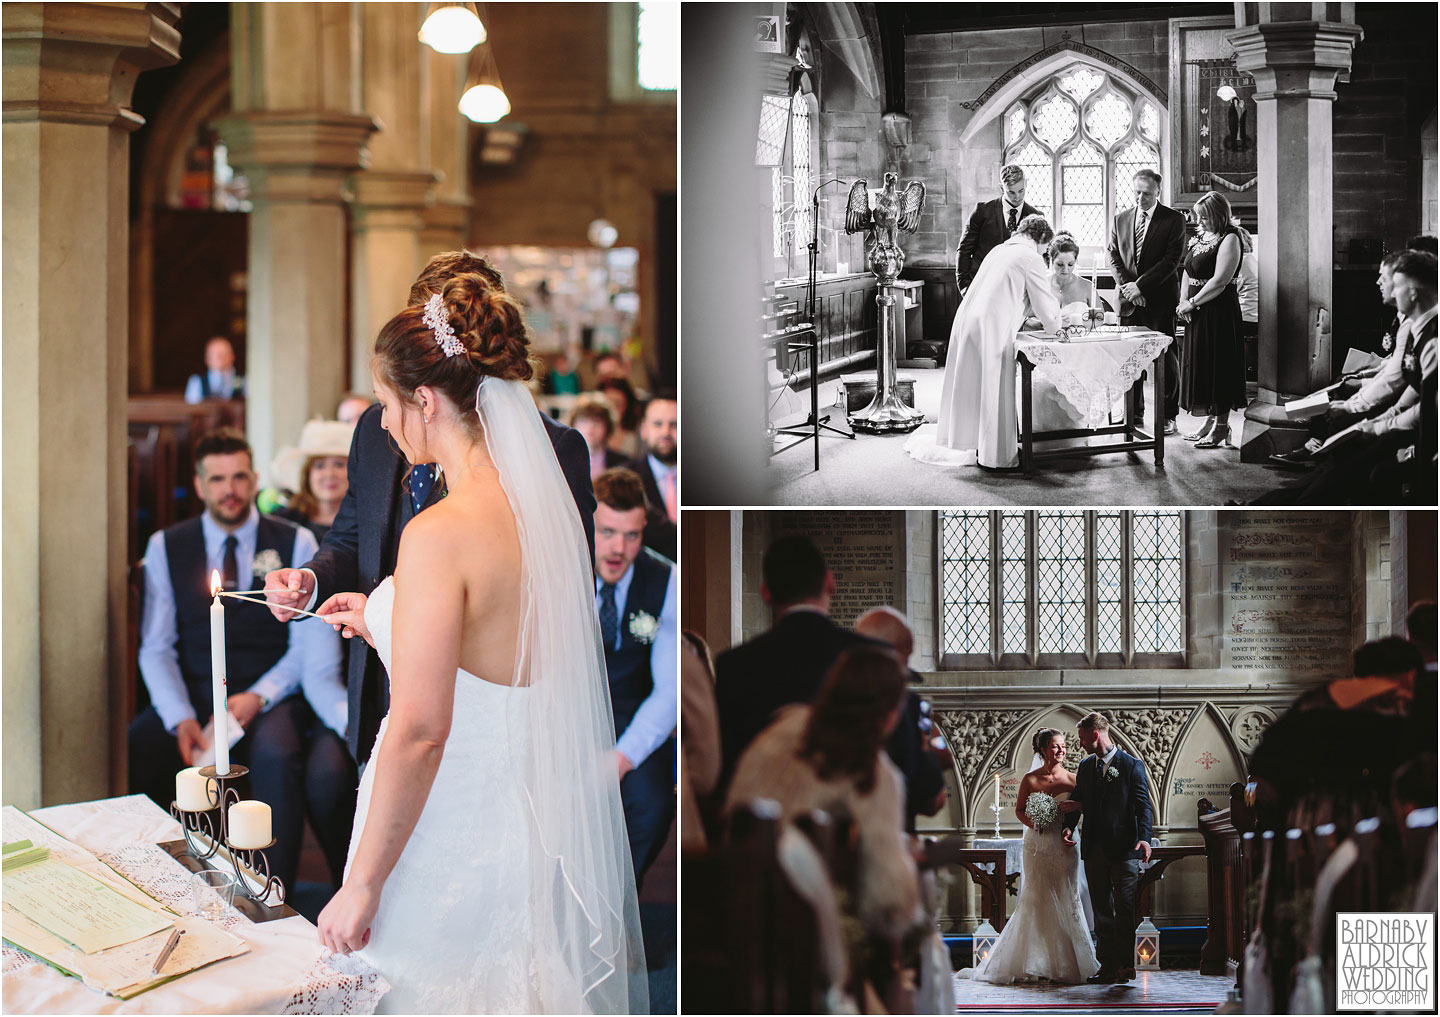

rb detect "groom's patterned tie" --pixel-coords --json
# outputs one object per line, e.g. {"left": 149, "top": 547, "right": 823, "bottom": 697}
{"left": 598, "top": 582, "right": 619, "bottom": 650}
{"left": 1006, "top": 205, "right": 1019, "bottom": 234}
{"left": 408, "top": 464, "right": 436, "bottom": 516}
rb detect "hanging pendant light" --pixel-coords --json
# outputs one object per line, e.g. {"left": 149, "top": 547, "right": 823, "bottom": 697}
{"left": 459, "top": 42, "right": 510, "bottom": 123}
{"left": 419, "top": 2, "right": 486, "bottom": 55}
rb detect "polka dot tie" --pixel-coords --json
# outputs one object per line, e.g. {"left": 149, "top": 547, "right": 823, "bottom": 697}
{"left": 1007, "top": 206, "right": 1018, "bottom": 234}
{"left": 408, "top": 464, "right": 435, "bottom": 516}
{"left": 598, "top": 582, "right": 619, "bottom": 650}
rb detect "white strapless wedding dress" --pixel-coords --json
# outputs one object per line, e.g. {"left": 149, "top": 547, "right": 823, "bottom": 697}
{"left": 347, "top": 576, "right": 560, "bottom": 1014}
{"left": 973, "top": 793, "right": 1099, "bottom": 985}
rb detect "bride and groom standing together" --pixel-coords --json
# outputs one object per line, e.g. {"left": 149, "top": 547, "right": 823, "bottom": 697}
{"left": 262, "top": 252, "right": 646, "bottom": 1014}
{"left": 973, "top": 712, "right": 1154, "bottom": 986}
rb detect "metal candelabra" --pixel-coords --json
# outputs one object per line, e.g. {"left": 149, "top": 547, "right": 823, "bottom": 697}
{"left": 170, "top": 763, "right": 286, "bottom": 906}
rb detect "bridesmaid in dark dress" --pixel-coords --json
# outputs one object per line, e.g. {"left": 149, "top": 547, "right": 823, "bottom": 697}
{"left": 1177, "top": 190, "right": 1247, "bottom": 448}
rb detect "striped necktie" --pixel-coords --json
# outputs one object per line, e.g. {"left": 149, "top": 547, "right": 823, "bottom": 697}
{"left": 1133, "top": 208, "right": 1148, "bottom": 264}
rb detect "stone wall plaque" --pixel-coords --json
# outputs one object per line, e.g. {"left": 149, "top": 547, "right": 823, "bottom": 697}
{"left": 772, "top": 511, "right": 907, "bottom": 628}
{"left": 1221, "top": 513, "right": 1351, "bottom": 673}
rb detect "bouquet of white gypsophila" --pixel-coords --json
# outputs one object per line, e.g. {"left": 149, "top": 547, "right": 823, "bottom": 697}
{"left": 1024, "top": 791, "right": 1061, "bottom": 832}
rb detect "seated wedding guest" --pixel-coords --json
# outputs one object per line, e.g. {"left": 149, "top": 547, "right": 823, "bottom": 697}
{"left": 626, "top": 391, "right": 678, "bottom": 561}
{"left": 681, "top": 631, "right": 721, "bottom": 853}
{"left": 294, "top": 611, "right": 358, "bottom": 886}
{"left": 599, "top": 376, "right": 643, "bottom": 458}
{"left": 335, "top": 391, "right": 374, "bottom": 426}
{"left": 129, "top": 429, "right": 340, "bottom": 893}
{"left": 956, "top": 163, "right": 1041, "bottom": 296}
{"left": 854, "top": 606, "right": 947, "bottom": 832}
{"left": 569, "top": 393, "right": 629, "bottom": 480}
{"left": 271, "top": 419, "right": 355, "bottom": 544}
{"left": 725, "top": 644, "right": 923, "bottom": 941}
{"left": 715, "top": 535, "right": 880, "bottom": 789}
{"left": 594, "top": 467, "right": 677, "bottom": 883}
{"left": 1270, "top": 252, "right": 1409, "bottom": 467}
{"left": 183, "top": 336, "right": 243, "bottom": 404}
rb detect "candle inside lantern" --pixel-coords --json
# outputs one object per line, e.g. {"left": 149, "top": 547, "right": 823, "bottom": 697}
{"left": 176, "top": 767, "right": 212, "bottom": 811}
{"left": 209, "top": 570, "right": 230, "bottom": 776}
{"left": 228, "top": 800, "right": 272, "bottom": 850}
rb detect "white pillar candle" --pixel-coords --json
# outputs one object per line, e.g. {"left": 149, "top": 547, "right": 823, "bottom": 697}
{"left": 176, "top": 767, "right": 212, "bottom": 811}
{"left": 228, "top": 800, "right": 272, "bottom": 849}
{"left": 209, "top": 570, "right": 230, "bottom": 776}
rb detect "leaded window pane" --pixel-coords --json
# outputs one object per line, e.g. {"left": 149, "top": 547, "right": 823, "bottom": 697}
{"left": 1008, "top": 140, "right": 1054, "bottom": 224}
{"left": 1085, "top": 91, "right": 1132, "bottom": 148}
{"left": 1113, "top": 137, "right": 1161, "bottom": 214}
{"left": 1139, "top": 102, "right": 1161, "bottom": 142}
{"left": 771, "top": 167, "right": 785, "bottom": 256}
{"left": 1059, "top": 66, "right": 1104, "bottom": 103}
{"left": 791, "top": 103, "right": 812, "bottom": 251}
{"left": 1006, "top": 105, "right": 1027, "bottom": 146}
{"left": 1132, "top": 511, "right": 1184, "bottom": 653}
{"left": 1060, "top": 141, "right": 1105, "bottom": 248}
{"left": 1095, "top": 511, "right": 1124, "bottom": 654}
{"left": 939, "top": 511, "right": 992, "bottom": 654}
{"left": 756, "top": 94, "right": 789, "bottom": 165}
{"left": 1032, "top": 93, "right": 1078, "bottom": 149}
{"left": 1000, "top": 511, "right": 1028, "bottom": 654}
{"left": 1036, "top": 511, "right": 1086, "bottom": 654}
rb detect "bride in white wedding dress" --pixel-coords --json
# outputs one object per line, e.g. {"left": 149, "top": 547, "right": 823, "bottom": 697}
{"left": 972, "top": 729, "right": 1099, "bottom": 985}
{"left": 315, "top": 276, "right": 646, "bottom": 1014}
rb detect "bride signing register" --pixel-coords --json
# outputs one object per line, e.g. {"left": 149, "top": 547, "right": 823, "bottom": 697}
{"left": 267, "top": 274, "right": 645, "bottom": 1013}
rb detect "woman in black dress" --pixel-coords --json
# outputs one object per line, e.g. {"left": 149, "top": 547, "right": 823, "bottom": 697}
{"left": 1177, "top": 190, "right": 1247, "bottom": 448}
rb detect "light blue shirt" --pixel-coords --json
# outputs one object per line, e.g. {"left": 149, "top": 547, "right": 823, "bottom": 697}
{"left": 184, "top": 370, "right": 240, "bottom": 404}
{"left": 646, "top": 454, "right": 676, "bottom": 506}
{"left": 138, "top": 508, "right": 342, "bottom": 734}
{"left": 596, "top": 561, "right": 677, "bottom": 768}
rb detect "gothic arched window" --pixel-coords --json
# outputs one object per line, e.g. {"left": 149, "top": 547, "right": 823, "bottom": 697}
{"left": 1003, "top": 65, "right": 1163, "bottom": 253}
{"left": 756, "top": 90, "right": 816, "bottom": 267}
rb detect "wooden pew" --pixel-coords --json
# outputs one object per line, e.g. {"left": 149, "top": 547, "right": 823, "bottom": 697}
{"left": 1198, "top": 795, "right": 1247, "bottom": 977}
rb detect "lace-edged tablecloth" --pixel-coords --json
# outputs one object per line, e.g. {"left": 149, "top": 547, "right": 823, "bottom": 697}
{"left": 2, "top": 795, "right": 390, "bottom": 1014}
{"left": 1015, "top": 330, "right": 1173, "bottom": 428}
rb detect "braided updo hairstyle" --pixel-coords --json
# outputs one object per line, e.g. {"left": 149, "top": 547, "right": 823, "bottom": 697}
{"left": 1048, "top": 231, "right": 1080, "bottom": 264}
{"left": 1015, "top": 213, "right": 1055, "bottom": 248}
{"left": 373, "top": 272, "right": 537, "bottom": 434}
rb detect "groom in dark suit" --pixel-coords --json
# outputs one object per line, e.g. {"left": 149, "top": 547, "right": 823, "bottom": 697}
{"left": 1108, "top": 169, "right": 1185, "bottom": 433}
{"left": 1062, "top": 711, "right": 1153, "bottom": 983}
{"left": 264, "top": 251, "right": 596, "bottom": 766}
{"left": 955, "top": 164, "right": 1041, "bottom": 296}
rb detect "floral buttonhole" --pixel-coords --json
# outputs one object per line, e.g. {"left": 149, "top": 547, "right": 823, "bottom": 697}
{"left": 1104, "top": 765, "right": 1120, "bottom": 782}
{"left": 253, "top": 548, "right": 283, "bottom": 578}
{"left": 628, "top": 611, "right": 658, "bottom": 644}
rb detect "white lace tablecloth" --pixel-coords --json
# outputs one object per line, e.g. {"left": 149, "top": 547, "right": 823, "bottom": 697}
{"left": 2, "top": 795, "right": 390, "bottom": 1014}
{"left": 1014, "top": 330, "right": 1173, "bottom": 428}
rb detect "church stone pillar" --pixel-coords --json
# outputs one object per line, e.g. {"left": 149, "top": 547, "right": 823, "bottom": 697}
{"left": 2, "top": 2, "right": 181, "bottom": 807}
{"left": 349, "top": 3, "right": 438, "bottom": 392}
{"left": 1231, "top": 16, "right": 1363, "bottom": 461}
{"left": 419, "top": 44, "right": 474, "bottom": 258}
{"left": 214, "top": 3, "right": 376, "bottom": 486}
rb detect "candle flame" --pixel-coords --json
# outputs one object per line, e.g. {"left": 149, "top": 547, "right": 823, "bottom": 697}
{"left": 210, "top": 569, "right": 222, "bottom": 597}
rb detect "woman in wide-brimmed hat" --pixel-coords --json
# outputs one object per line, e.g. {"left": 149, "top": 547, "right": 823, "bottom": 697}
{"left": 271, "top": 419, "right": 354, "bottom": 544}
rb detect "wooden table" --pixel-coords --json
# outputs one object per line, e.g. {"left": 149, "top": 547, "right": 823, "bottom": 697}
{"left": 1015, "top": 329, "right": 1173, "bottom": 474}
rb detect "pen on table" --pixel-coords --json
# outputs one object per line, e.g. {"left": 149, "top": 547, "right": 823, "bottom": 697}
{"left": 151, "top": 927, "right": 183, "bottom": 974}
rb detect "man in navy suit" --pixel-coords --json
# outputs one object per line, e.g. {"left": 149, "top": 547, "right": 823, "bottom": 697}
{"left": 1063, "top": 711, "right": 1153, "bottom": 983}
{"left": 955, "top": 164, "right": 1041, "bottom": 295}
{"left": 625, "top": 391, "right": 678, "bottom": 562}
{"left": 264, "top": 251, "right": 597, "bottom": 766}
{"left": 1108, "top": 169, "right": 1186, "bottom": 432}
{"left": 593, "top": 468, "right": 676, "bottom": 884}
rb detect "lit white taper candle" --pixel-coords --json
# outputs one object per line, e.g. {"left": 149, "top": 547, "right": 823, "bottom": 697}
{"left": 210, "top": 569, "right": 230, "bottom": 776}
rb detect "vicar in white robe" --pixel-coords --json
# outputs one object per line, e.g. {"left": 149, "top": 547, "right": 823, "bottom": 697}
{"left": 912, "top": 216, "right": 1061, "bottom": 469}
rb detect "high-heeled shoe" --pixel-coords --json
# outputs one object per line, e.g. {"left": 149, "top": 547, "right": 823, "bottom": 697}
{"left": 1183, "top": 417, "right": 1216, "bottom": 442}
{"left": 1195, "top": 424, "right": 1231, "bottom": 448}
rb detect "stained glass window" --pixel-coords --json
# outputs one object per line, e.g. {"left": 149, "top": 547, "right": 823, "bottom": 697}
{"left": 1003, "top": 64, "right": 1165, "bottom": 251}
{"left": 939, "top": 511, "right": 992, "bottom": 655}
{"left": 938, "top": 511, "right": 1186, "bottom": 666}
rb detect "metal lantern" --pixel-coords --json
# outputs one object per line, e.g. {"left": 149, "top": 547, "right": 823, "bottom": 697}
{"left": 1135, "top": 916, "right": 1160, "bottom": 970}
{"left": 972, "top": 919, "right": 998, "bottom": 967}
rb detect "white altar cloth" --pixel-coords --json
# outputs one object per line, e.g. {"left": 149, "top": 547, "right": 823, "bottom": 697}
{"left": 2, "top": 795, "right": 390, "bottom": 1015}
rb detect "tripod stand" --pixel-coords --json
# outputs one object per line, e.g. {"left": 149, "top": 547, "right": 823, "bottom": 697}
{"left": 772, "top": 178, "right": 854, "bottom": 470}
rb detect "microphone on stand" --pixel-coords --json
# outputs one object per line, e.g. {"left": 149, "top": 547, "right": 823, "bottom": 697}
{"left": 807, "top": 177, "right": 847, "bottom": 322}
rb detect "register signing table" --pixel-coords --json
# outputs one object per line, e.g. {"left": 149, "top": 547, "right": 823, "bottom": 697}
{"left": 2, "top": 795, "right": 390, "bottom": 1014}
{"left": 1014, "top": 328, "right": 1173, "bottom": 474}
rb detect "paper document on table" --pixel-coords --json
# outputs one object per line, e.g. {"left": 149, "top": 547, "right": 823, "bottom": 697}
{"left": 3, "top": 854, "right": 173, "bottom": 953}
{"left": 3, "top": 840, "right": 50, "bottom": 871}
{"left": 1, "top": 806, "right": 167, "bottom": 912}
{"left": 4, "top": 905, "right": 248, "bottom": 999}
